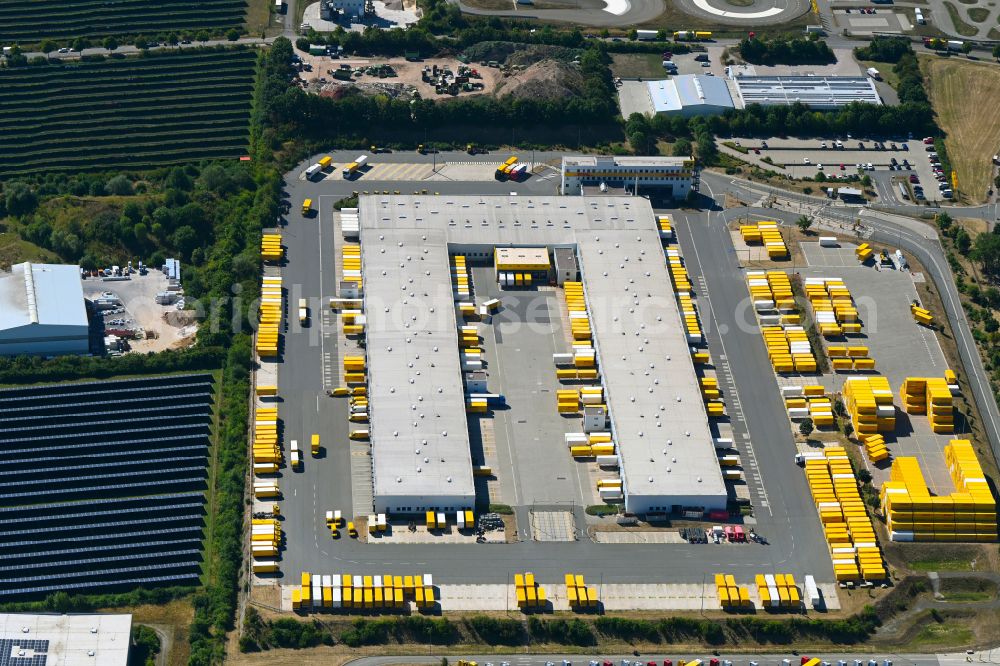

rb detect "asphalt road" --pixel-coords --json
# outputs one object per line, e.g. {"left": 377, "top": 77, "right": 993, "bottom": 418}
{"left": 268, "top": 156, "right": 841, "bottom": 584}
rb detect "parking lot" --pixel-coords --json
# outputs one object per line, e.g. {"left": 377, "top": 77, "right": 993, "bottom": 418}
{"left": 729, "top": 136, "right": 951, "bottom": 201}
{"left": 797, "top": 244, "right": 957, "bottom": 493}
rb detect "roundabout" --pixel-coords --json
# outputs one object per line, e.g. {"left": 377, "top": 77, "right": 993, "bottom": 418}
{"left": 675, "top": 0, "right": 809, "bottom": 24}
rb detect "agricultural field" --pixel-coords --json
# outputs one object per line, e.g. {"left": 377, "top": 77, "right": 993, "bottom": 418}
{"left": 0, "top": 0, "right": 247, "bottom": 45}
{"left": 922, "top": 55, "right": 1000, "bottom": 202}
{"left": 0, "top": 48, "right": 257, "bottom": 178}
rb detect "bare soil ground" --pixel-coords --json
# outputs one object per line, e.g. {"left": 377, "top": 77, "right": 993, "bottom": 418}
{"left": 298, "top": 55, "right": 501, "bottom": 100}
{"left": 106, "top": 600, "right": 193, "bottom": 666}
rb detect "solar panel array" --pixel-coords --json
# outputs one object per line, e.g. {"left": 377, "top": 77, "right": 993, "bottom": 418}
{"left": 0, "top": 639, "right": 48, "bottom": 666}
{"left": 0, "top": 374, "right": 214, "bottom": 599}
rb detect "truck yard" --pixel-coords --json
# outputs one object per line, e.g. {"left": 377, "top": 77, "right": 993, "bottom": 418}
{"left": 238, "top": 149, "right": 999, "bottom": 617}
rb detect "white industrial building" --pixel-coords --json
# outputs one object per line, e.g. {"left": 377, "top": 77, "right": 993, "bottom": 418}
{"left": 560, "top": 156, "right": 696, "bottom": 199}
{"left": 0, "top": 613, "right": 132, "bottom": 666}
{"left": 646, "top": 75, "right": 736, "bottom": 117}
{"left": 0, "top": 262, "right": 89, "bottom": 356}
{"left": 357, "top": 195, "right": 727, "bottom": 516}
{"left": 731, "top": 75, "right": 882, "bottom": 109}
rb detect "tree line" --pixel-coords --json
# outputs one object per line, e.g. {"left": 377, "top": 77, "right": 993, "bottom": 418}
{"left": 737, "top": 35, "right": 836, "bottom": 66}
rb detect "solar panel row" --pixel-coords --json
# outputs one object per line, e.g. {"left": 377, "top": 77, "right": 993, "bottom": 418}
{"left": 0, "top": 423, "right": 209, "bottom": 446}
{"left": 0, "top": 434, "right": 208, "bottom": 459}
{"left": 0, "top": 374, "right": 213, "bottom": 599}
{"left": 0, "top": 372, "right": 213, "bottom": 400}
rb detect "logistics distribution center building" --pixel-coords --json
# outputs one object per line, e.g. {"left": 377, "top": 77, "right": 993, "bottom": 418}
{"left": 560, "top": 156, "right": 696, "bottom": 199}
{"left": 358, "top": 195, "right": 727, "bottom": 515}
{"left": 0, "top": 613, "right": 132, "bottom": 666}
{"left": 646, "top": 75, "right": 736, "bottom": 117}
{"left": 731, "top": 76, "right": 882, "bottom": 109}
{"left": 0, "top": 262, "right": 89, "bottom": 356}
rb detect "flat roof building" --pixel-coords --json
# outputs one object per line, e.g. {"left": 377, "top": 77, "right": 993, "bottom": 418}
{"left": 731, "top": 75, "right": 882, "bottom": 109}
{"left": 646, "top": 75, "right": 736, "bottom": 117}
{"left": 357, "top": 195, "right": 727, "bottom": 516}
{"left": 560, "top": 156, "right": 697, "bottom": 200}
{"left": 0, "top": 262, "right": 89, "bottom": 356}
{"left": 0, "top": 613, "right": 132, "bottom": 666}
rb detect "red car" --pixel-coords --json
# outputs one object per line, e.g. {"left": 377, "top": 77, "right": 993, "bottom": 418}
{"left": 909, "top": 174, "right": 919, "bottom": 183}
{"left": 923, "top": 137, "right": 934, "bottom": 144}
{"left": 710, "top": 660, "right": 720, "bottom": 666}
{"left": 840, "top": 163, "right": 845, "bottom": 170}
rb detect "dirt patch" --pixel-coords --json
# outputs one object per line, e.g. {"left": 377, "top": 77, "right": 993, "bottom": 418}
{"left": 299, "top": 55, "right": 501, "bottom": 100}
{"left": 494, "top": 59, "right": 586, "bottom": 101}
{"left": 463, "top": 41, "right": 581, "bottom": 67}
{"left": 106, "top": 600, "right": 193, "bottom": 666}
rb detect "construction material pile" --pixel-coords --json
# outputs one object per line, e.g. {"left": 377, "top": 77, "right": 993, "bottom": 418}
{"left": 881, "top": 439, "right": 997, "bottom": 542}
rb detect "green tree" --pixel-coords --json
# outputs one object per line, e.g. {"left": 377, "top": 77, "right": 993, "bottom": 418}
{"left": 936, "top": 211, "right": 953, "bottom": 230}
{"left": 196, "top": 30, "right": 211, "bottom": 42}
{"left": 994, "top": 44, "right": 1000, "bottom": 60}
{"left": 103, "top": 36, "right": 119, "bottom": 51}
{"left": 961, "top": 42, "right": 973, "bottom": 54}
{"left": 38, "top": 39, "right": 59, "bottom": 55}
{"left": 796, "top": 215, "right": 813, "bottom": 232}
{"left": 106, "top": 175, "right": 134, "bottom": 196}
{"left": 71, "top": 37, "right": 90, "bottom": 52}
{"left": 971, "top": 231, "right": 1000, "bottom": 276}
{"left": 673, "top": 137, "right": 693, "bottom": 157}
{"left": 861, "top": 174, "right": 872, "bottom": 187}
{"left": 799, "top": 418, "right": 814, "bottom": 437}
{"left": 133, "top": 35, "right": 148, "bottom": 49}
{"left": 226, "top": 28, "right": 241, "bottom": 41}
{"left": 4, "top": 182, "right": 37, "bottom": 216}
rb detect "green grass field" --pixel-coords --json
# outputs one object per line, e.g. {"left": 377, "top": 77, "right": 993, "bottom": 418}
{"left": 923, "top": 55, "right": 1000, "bottom": 203}
{"left": 610, "top": 53, "right": 668, "bottom": 79}
{"left": 0, "top": 0, "right": 248, "bottom": 44}
{"left": 0, "top": 49, "right": 257, "bottom": 178}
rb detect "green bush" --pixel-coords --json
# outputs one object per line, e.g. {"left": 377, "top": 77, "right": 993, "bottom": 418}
{"left": 466, "top": 616, "right": 527, "bottom": 645}
{"left": 128, "top": 625, "right": 161, "bottom": 666}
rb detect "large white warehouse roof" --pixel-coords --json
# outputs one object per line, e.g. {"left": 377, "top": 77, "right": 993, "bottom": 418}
{"left": 0, "top": 262, "right": 87, "bottom": 333}
{"left": 358, "top": 195, "right": 726, "bottom": 513}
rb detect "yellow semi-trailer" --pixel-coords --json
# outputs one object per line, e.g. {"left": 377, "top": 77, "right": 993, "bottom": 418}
{"left": 318, "top": 155, "right": 333, "bottom": 170}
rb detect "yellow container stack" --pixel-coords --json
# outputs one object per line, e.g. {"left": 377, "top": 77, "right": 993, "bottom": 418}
{"left": 900, "top": 376, "right": 954, "bottom": 433}
{"left": 785, "top": 385, "right": 834, "bottom": 427}
{"left": 755, "top": 573, "right": 802, "bottom": 609}
{"left": 803, "top": 446, "right": 886, "bottom": 581}
{"left": 677, "top": 291, "right": 703, "bottom": 344}
{"left": 555, "top": 283, "right": 599, "bottom": 381}
{"left": 451, "top": 255, "right": 470, "bottom": 301}
{"left": 341, "top": 245, "right": 361, "bottom": 287}
{"left": 514, "top": 572, "right": 548, "bottom": 610}
{"left": 343, "top": 355, "right": 366, "bottom": 385}
{"left": 715, "top": 573, "right": 751, "bottom": 609}
{"left": 843, "top": 376, "right": 895, "bottom": 434}
{"left": 295, "top": 572, "right": 436, "bottom": 611}
{"left": 666, "top": 247, "right": 692, "bottom": 293}
{"left": 862, "top": 434, "right": 890, "bottom": 462}
{"left": 855, "top": 243, "right": 873, "bottom": 263}
{"left": 565, "top": 573, "right": 598, "bottom": 609}
{"left": 826, "top": 345, "right": 875, "bottom": 372}
{"left": 257, "top": 276, "right": 281, "bottom": 358}
{"left": 261, "top": 233, "right": 283, "bottom": 261}
{"left": 557, "top": 389, "right": 581, "bottom": 415}
{"left": 740, "top": 221, "right": 788, "bottom": 259}
{"left": 746, "top": 270, "right": 796, "bottom": 312}
{"left": 251, "top": 518, "right": 281, "bottom": 574}
{"left": 804, "top": 277, "right": 862, "bottom": 337}
{"left": 760, "top": 326, "right": 816, "bottom": 373}
{"left": 911, "top": 303, "right": 934, "bottom": 326}
{"left": 253, "top": 405, "right": 281, "bottom": 471}
{"left": 657, "top": 214, "right": 674, "bottom": 241}
{"left": 881, "top": 440, "right": 997, "bottom": 542}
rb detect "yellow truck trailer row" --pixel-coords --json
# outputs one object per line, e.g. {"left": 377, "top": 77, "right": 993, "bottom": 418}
{"left": 514, "top": 572, "right": 547, "bottom": 610}
{"left": 257, "top": 275, "right": 282, "bottom": 358}
{"left": 882, "top": 439, "right": 997, "bottom": 542}
{"left": 293, "top": 573, "right": 436, "bottom": 610}
{"left": 801, "top": 447, "right": 886, "bottom": 581}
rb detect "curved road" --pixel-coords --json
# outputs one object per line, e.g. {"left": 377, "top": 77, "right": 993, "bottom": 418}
{"left": 701, "top": 171, "right": 1000, "bottom": 479}
{"left": 448, "top": 0, "right": 667, "bottom": 27}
